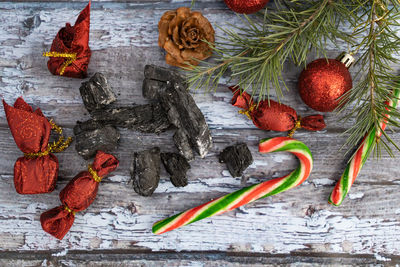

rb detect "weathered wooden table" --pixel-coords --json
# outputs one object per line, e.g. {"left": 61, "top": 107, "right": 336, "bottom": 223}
{"left": 1, "top": 1, "right": 400, "bottom": 266}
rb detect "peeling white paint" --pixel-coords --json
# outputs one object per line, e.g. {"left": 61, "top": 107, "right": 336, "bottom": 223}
{"left": 374, "top": 253, "right": 391, "bottom": 262}
{"left": 52, "top": 249, "right": 68, "bottom": 257}
{"left": 348, "top": 192, "right": 365, "bottom": 200}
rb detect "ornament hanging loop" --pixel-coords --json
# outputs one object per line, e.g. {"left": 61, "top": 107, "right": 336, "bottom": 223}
{"left": 337, "top": 53, "right": 355, "bottom": 69}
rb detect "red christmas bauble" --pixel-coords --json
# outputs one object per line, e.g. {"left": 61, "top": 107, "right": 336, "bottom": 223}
{"left": 224, "top": 0, "right": 270, "bottom": 14}
{"left": 298, "top": 58, "right": 352, "bottom": 112}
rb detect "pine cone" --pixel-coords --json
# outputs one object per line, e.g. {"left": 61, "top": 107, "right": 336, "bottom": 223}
{"left": 158, "top": 7, "right": 215, "bottom": 69}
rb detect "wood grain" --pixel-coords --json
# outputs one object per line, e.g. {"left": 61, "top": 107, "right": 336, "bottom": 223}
{"left": 0, "top": 0, "right": 400, "bottom": 265}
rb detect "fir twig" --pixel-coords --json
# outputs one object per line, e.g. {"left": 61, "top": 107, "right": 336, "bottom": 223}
{"left": 339, "top": 0, "right": 400, "bottom": 156}
{"left": 186, "top": 0, "right": 353, "bottom": 101}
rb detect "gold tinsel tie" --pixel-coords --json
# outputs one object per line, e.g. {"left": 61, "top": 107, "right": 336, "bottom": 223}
{"left": 287, "top": 116, "right": 302, "bottom": 138}
{"left": 88, "top": 164, "right": 102, "bottom": 183}
{"left": 24, "top": 120, "right": 73, "bottom": 158}
{"left": 43, "top": 51, "right": 77, "bottom": 76}
{"left": 238, "top": 103, "right": 256, "bottom": 120}
{"left": 64, "top": 205, "right": 76, "bottom": 216}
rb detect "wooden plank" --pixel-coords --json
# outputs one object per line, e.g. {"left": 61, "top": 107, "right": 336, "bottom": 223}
{"left": 0, "top": 175, "right": 399, "bottom": 256}
{"left": 0, "top": 251, "right": 398, "bottom": 266}
{"left": 0, "top": 127, "right": 399, "bottom": 185}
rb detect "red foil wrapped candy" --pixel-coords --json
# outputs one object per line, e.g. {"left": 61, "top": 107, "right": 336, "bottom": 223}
{"left": 40, "top": 151, "right": 119, "bottom": 240}
{"left": 3, "top": 97, "right": 73, "bottom": 194}
{"left": 44, "top": 2, "right": 91, "bottom": 78}
{"left": 229, "top": 86, "right": 326, "bottom": 136}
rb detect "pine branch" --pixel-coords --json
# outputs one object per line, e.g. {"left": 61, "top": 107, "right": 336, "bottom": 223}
{"left": 339, "top": 0, "right": 400, "bottom": 156}
{"left": 185, "top": 0, "right": 354, "bottom": 101}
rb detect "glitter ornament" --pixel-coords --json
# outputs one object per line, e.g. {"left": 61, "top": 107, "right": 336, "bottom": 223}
{"left": 298, "top": 54, "right": 354, "bottom": 112}
{"left": 224, "top": 0, "right": 270, "bottom": 14}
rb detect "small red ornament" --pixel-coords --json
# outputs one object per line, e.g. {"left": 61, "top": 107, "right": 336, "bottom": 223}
{"left": 40, "top": 151, "right": 119, "bottom": 240}
{"left": 44, "top": 2, "right": 91, "bottom": 78}
{"left": 298, "top": 54, "right": 354, "bottom": 112}
{"left": 224, "top": 0, "right": 270, "bottom": 14}
{"left": 229, "top": 86, "right": 326, "bottom": 136}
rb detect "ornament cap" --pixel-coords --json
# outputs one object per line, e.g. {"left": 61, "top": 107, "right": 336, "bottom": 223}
{"left": 337, "top": 53, "right": 355, "bottom": 69}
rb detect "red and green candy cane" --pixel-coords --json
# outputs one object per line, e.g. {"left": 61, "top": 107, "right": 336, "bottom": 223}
{"left": 152, "top": 136, "right": 313, "bottom": 235}
{"left": 329, "top": 89, "right": 400, "bottom": 206}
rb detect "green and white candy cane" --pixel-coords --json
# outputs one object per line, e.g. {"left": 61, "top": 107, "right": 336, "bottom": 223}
{"left": 152, "top": 136, "right": 313, "bottom": 235}
{"left": 329, "top": 89, "right": 400, "bottom": 206}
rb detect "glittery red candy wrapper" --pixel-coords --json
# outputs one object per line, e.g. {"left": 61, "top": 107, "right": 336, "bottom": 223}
{"left": 40, "top": 151, "right": 119, "bottom": 240}
{"left": 229, "top": 86, "right": 326, "bottom": 135}
{"left": 46, "top": 2, "right": 91, "bottom": 78}
{"left": 3, "top": 97, "right": 72, "bottom": 194}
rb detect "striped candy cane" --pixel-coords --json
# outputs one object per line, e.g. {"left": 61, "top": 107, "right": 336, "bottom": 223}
{"left": 152, "top": 137, "right": 313, "bottom": 235}
{"left": 329, "top": 89, "right": 400, "bottom": 206}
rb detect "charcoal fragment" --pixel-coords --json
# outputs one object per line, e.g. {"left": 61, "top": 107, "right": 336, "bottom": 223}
{"left": 74, "top": 119, "right": 120, "bottom": 159}
{"left": 142, "top": 65, "right": 212, "bottom": 159}
{"left": 131, "top": 147, "right": 161, "bottom": 197}
{"left": 161, "top": 153, "right": 190, "bottom": 187}
{"left": 219, "top": 143, "right": 253, "bottom": 177}
{"left": 161, "top": 82, "right": 212, "bottom": 158}
{"left": 79, "top": 73, "right": 116, "bottom": 112}
{"left": 142, "top": 79, "right": 166, "bottom": 100}
{"left": 144, "top": 64, "right": 185, "bottom": 85}
{"left": 173, "top": 129, "right": 194, "bottom": 161}
{"left": 90, "top": 103, "right": 171, "bottom": 133}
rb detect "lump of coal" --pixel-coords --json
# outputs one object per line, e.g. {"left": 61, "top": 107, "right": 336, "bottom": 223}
{"left": 161, "top": 82, "right": 212, "bottom": 158}
{"left": 142, "top": 64, "right": 184, "bottom": 100}
{"left": 131, "top": 147, "right": 161, "bottom": 197}
{"left": 90, "top": 103, "right": 171, "bottom": 133}
{"left": 74, "top": 119, "right": 120, "bottom": 159}
{"left": 79, "top": 73, "right": 116, "bottom": 112}
{"left": 142, "top": 65, "right": 212, "bottom": 160}
{"left": 173, "top": 129, "right": 194, "bottom": 161}
{"left": 219, "top": 143, "right": 253, "bottom": 177}
{"left": 143, "top": 65, "right": 185, "bottom": 92}
{"left": 161, "top": 153, "right": 190, "bottom": 187}
{"left": 142, "top": 79, "right": 166, "bottom": 100}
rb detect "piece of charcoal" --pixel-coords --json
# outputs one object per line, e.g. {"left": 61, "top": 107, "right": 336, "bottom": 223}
{"left": 79, "top": 73, "right": 116, "bottom": 112}
{"left": 144, "top": 64, "right": 185, "bottom": 84}
{"left": 74, "top": 119, "right": 120, "bottom": 159}
{"left": 90, "top": 103, "right": 171, "bottom": 133}
{"left": 219, "top": 143, "right": 253, "bottom": 177}
{"left": 131, "top": 147, "right": 161, "bottom": 197}
{"left": 142, "top": 65, "right": 186, "bottom": 100}
{"left": 142, "top": 65, "right": 212, "bottom": 158}
{"left": 173, "top": 129, "right": 194, "bottom": 161}
{"left": 161, "top": 153, "right": 191, "bottom": 187}
{"left": 161, "top": 81, "right": 212, "bottom": 158}
{"left": 142, "top": 79, "right": 166, "bottom": 100}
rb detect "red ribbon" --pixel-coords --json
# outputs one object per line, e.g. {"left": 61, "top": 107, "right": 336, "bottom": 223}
{"left": 40, "top": 151, "right": 119, "bottom": 240}
{"left": 46, "top": 2, "right": 91, "bottom": 78}
{"left": 229, "top": 86, "right": 326, "bottom": 134}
